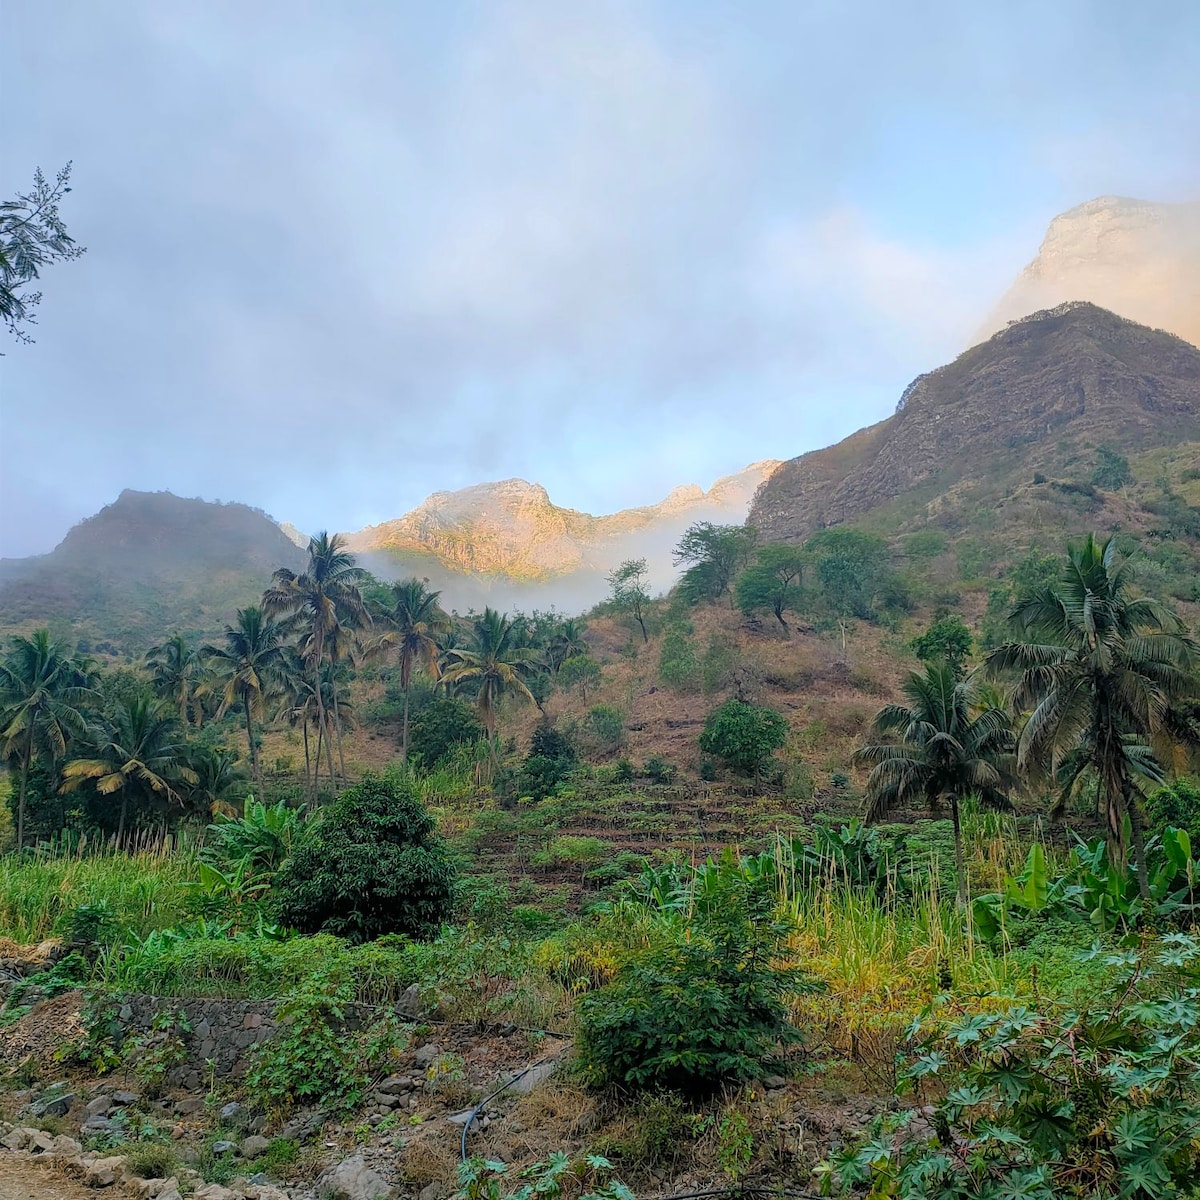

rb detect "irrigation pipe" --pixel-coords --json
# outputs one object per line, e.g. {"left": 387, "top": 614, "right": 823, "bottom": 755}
{"left": 459, "top": 1045, "right": 572, "bottom": 1161}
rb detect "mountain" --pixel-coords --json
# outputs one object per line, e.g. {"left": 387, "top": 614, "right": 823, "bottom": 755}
{"left": 750, "top": 302, "right": 1200, "bottom": 543}
{"left": 343, "top": 461, "right": 780, "bottom": 609}
{"left": 982, "top": 196, "right": 1200, "bottom": 347}
{"left": 0, "top": 490, "right": 306, "bottom": 651}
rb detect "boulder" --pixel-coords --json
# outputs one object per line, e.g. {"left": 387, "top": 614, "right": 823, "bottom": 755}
{"left": 240, "top": 1135, "right": 270, "bottom": 1160}
{"left": 314, "top": 1154, "right": 394, "bottom": 1200}
{"left": 85, "top": 1155, "right": 127, "bottom": 1187}
{"left": 110, "top": 1091, "right": 140, "bottom": 1107}
{"left": 28, "top": 1129, "right": 56, "bottom": 1153}
{"left": 192, "top": 1186, "right": 239, "bottom": 1200}
{"left": 51, "top": 1134, "right": 84, "bottom": 1158}
{"left": 174, "top": 1098, "right": 205, "bottom": 1116}
{"left": 219, "top": 1102, "right": 245, "bottom": 1124}
{"left": 418, "top": 1185, "right": 447, "bottom": 1200}
{"left": 413, "top": 1044, "right": 439, "bottom": 1070}
{"left": 211, "top": 1140, "right": 238, "bottom": 1155}
{"left": 39, "top": 1092, "right": 77, "bottom": 1117}
{"left": 85, "top": 1095, "right": 114, "bottom": 1117}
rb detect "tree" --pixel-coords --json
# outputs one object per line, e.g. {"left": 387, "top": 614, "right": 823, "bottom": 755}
{"left": 440, "top": 608, "right": 538, "bottom": 753}
{"left": 854, "top": 660, "right": 1016, "bottom": 904}
{"left": 699, "top": 698, "right": 788, "bottom": 777}
{"left": 1091, "top": 443, "right": 1133, "bottom": 491}
{"left": 736, "top": 544, "right": 806, "bottom": 633}
{"left": 608, "top": 559, "right": 651, "bottom": 642}
{"left": 273, "top": 771, "right": 455, "bottom": 942}
{"left": 202, "top": 606, "right": 287, "bottom": 793}
{"left": 61, "top": 696, "right": 197, "bottom": 842}
{"left": 2, "top": 163, "right": 86, "bottom": 345}
{"left": 145, "top": 633, "right": 203, "bottom": 726}
{"left": 910, "top": 614, "right": 973, "bottom": 679}
{"left": 368, "top": 579, "right": 450, "bottom": 761}
{"left": 263, "top": 533, "right": 368, "bottom": 784}
{"left": 407, "top": 696, "right": 484, "bottom": 769}
{"left": 185, "top": 745, "right": 246, "bottom": 818}
{"left": 985, "top": 534, "right": 1200, "bottom": 902}
{"left": 0, "top": 630, "right": 95, "bottom": 849}
{"left": 558, "top": 653, "right": 602, "bottom": 702}
{"left": 805, "top": 527, "right": 889, "bottom": 621}
{"left": 674, "top": 523, "right": 759, "bottom": 606}
{"left": 546, "top": 618, "right": 589, "bottom": 673}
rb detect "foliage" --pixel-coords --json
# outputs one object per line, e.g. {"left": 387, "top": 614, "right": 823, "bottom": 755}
{"left": 521, "top": 721, "right": 578, "bottom": 800}
{"left": 408, "top": 696, "right": 484, "bottom": 769}
{"left": 642, "top": 756, "right": 677, "bottom": 785}
{"left": 456, "top": 1153, "right": 633, "bottom": 1200}
{"left": 273, "top": 771, "right": 455, "bottom": 942}
{"left": 805, "top": 527, "right": 890, "bottom": 620}
{"left": 585, "top": 704, "right": 626, "bottom": 752}
{"left": 736, "top": 543, "right": 806, "bottom": 632}
{"left": 910, "top": 614, "right": 973, "bottom": 679}
{"left": 1145, "top": 776, "right": 1200, "bottom": 845}
{"left": 608, "top": 558, "right": 651, "bottom": 643}
{"left": 577, "top": 851, "right": 809, "bottom": 1092}
{"left": 698, "top": 698, "right": 788, "bottom": 777}
{"left": 674, "top": 522, "right": 759, "bottom": 605}
{"left": 203, "top": 795, "right": 301, "bottom": 875}
{"left": 558, "top": 653, "right": 602, "bottom": 701}
{"left": 658, "top": 622, "right": 701, "bottom": 692}
{"left": 441, "top": 608, "right": 539, "bottom": 741}
{"left": 1, "top": 162, "right": 86, "bottom": 344}
{"left": 819, "top": 936, "right": 1200, "bottom": 1200}
{"left": 1091, "top": 442, "right": 1133, "bottom": 490}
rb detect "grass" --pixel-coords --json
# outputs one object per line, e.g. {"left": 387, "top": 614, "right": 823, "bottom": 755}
{"left": 0, "top": 848, "right": 194, "bottom": 942}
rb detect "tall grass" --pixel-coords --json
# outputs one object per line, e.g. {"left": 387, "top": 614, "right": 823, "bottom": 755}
{"left": 0, "top": 848, "right": 194, "bottom": 942}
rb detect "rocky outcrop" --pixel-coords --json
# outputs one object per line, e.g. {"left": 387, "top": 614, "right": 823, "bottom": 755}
{"left": 982, "top": 196, "right": 1200, "bottom": 348}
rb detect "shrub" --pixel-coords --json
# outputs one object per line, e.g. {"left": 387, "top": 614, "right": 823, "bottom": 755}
{"left": 659, "top": 623, "right": 702, "bottom": 692}
{"left": 273, "top": 772, "right": 455, "bottom": 942}
{"left": 1091, "top": 442, "right": 1133, "bottom": 490}
{"left": 586, "top": 705, "right": 626, "bottom": 751}
{"left": 698, "top": 699, "right": 787, "bottom": 777}
{"left": 520, "top": 721, "right": 578, "bottom": 800}
{"left": 558, "top": 654, "right": 602, "bottom": 701}
{"left": 577, "top": 859, "right": 807, "bottom": 1092}
{"left": 408, "top": 697, "right": 484, "bottom": 768}
{"left": 1145, "top": 776, "right": 1200, "bottom": 845}
{"left": 642, "top": 756, "right": 676, "bottom": 785}
{"left": 910, "top": 613, "right": 972, "bottom": 678}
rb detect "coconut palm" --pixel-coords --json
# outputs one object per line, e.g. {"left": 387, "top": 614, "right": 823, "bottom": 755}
{"left": 546, "top": 619, "right": 588, "bottom": 675}
{"left": 186, "top": 745, "right": 246, "bottom": 818}
{"left": 145, "top": 633, "right": 204, "bottom": 726}
{"left": 61, "top": 696, "right": 197, "bottom": 843}
{"left": 440, "top": 608, "right": 538, "bottom": 754}
{"left": 985, "top": 534, "right": 1200, "bottom": 901}
{"left": 854, "top": 659, "right": 1017, "bottom": 904}
{"left": 368, "top": 579, "right": 450, "bottom": 761}
{"left": 0, "top": 629, "right": 95, "bottom": 849}
{"left": 202, "top": 606, "right": 286, "bottom": 792}
{"left": 262, "top": 532, "right": 368, "bottom": 784}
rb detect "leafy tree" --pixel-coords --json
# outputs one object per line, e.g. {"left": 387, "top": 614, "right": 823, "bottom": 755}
{"left": 407, "top": 696, "right": 484, "bottom": 768}
{"left": 185, "top": 745, "right": 246, "bottom": 817}
{"left": 699, "top": 698, "right": 788, "bottom": 777}
{"left": 910, "top": 613, "right": 973, "bottom": 678}
{"left": 369, "top": 578, "right": 450, "bottom": 762}
{"left": 273, "top": 771, "right": 455, "bottom": 942}
{"left": 658, "top": 621, "right": 701, "bottom": 692}
{"left": 521, "top": 720, "right": 578, "bottom": 799}
{"left": 1145, "top": 776, "right": 1200, "bottom": 846}
{"left": 736, "top": 543, "right": 806, "bottom": 632}
{"left": 545, "top": 618, "right": 589, "bottom": 674}
{"left": 986, "top": 534, "right": 1200, "bottom": 901}
{"left": 2, "top": 163, "right": 86, "bottom": 345}
{"left": 0, "top": 630, "right": 95, "bottom": 849}
{"left": 440, "top": 608, "right": 538, "bottom": 752}
{"left": 674, "top": 523, "right": 759, "bottom": 606}
{"left": 202, "top": 606, "right": 287, "bottom": 793}
{"left": 145, "top": 633, "right": 204, "bottom": 726}
{"left": 607, "top": 558, "right": 651, "bottom": 642}
{"left": 558, "top": 653, "right": 601, "bottom": 702}
{"left": 263, "top": 532, "right": 368, "bottom": 784}
{"left": 805, "top": 527, "right": 889, "bottom": 620}
{"left": 855, "top": 660, "right": 1016, "bottom": 904}
{"left": 1091, "top": 442, "right": 1133, "bottom": 490}
{"left": 61, "top": 696, "right": 197, "bottom": 842}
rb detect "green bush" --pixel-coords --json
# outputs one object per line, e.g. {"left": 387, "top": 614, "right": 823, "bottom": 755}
{"left": 408, "top": 697, "right": 484, "bottom": 768}
{"left": 577, "top": 861, "right": 807, "bottom": 1093}
{"left": 273, "top": 772, "right": 455, "bottom": 942}
{"left": 659, "top": 623, "right": 702, "bottom": 692}
{"left": 520, "top": 721, "right": 578, "bottom": 800}
{"left": 586, "top": 705, "right": 626, "bottom": 751}
{"left": 1145, "top": 776, "right": 1200, "bottom": 845}
{"left": 642, "top": 756, "right": 676, "bottom": 784}
{"left": 698, "top": 698, "right": 787, "bottom": 777}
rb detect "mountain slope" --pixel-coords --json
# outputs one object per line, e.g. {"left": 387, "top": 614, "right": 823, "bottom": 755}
{"left": 981, "top": 196, "right": 1200, "bottom": 347}
{"left": 0, "top": 490, "right": 306, "bottom": 650}
{"left": 751, "top": 303, "right": 1200, "bottom": 542}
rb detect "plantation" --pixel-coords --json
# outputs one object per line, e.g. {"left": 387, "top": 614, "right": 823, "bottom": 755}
{"left": 2, "top": 528, "right": 1200, "bottom": 1200}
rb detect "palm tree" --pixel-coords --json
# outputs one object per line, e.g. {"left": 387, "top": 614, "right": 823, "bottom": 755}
{"left": 440, "top": 607, "right": 538, "bottom": 755}
{"left": 854, "top": 659, "right": 1016, "bottom": 904}
{"left": 145, "top": 633, "right": 203, "bottom": 726}
{"left": 0, "top": 630, "right": 95, "bottom": 849}
{"left": 186, "top": 745, "right": 246, "bottom": 818}
{"left": 61, "top": 695, "right": 197, "bottom": 843}
{"left": 546, "top": 619, "right": 588, "bottom": 675}
{"left": 262, "top": 532, "right": 368, "bottom": 784}
{"left": 368, "top": 579, "right": 450, "bottom": 761}
{"left": 985, "top": 534, "right": 1200, "bottom": 902}
{"left": 202, "top": 606, "right": 286, "bottom": 792}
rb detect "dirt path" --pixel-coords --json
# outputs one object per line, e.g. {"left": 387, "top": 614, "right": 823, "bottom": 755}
{"left": 0, "top": 1159, "right": 93, "bottom": 1200}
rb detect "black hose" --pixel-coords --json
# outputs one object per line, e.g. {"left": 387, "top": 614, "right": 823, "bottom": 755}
{"left": 459, "top": 1048, "right": 571, "bottom": 1161}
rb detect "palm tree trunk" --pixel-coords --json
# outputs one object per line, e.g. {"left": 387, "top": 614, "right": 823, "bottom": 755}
{"left": 950, "top": 793, "right": 967, "bottom": 907}
{"left": 331, "top": 684, "right": 347, "bottom": 783}
{"left": 302, "top": 717, "right": 312, "bottom": 802}
{"left": 1123, "top": 779, "right": 1152, "bottom": 906}
{"left": 16, "top": 740, "right": 31, "bottom": 852}
{"left": 312, "top": 631, "right": 335, "bottom": 784}
{"left": 244, "top": 700, "right": 262, "bottom": 794}
{"left": 402, "top": 686, "right": 410, "bottom": 763}
{"left": 313, "top": 717, "right": 325, "bottom": 806}
{"left": 117, "top": 793, "right": 128, "bottom": 847}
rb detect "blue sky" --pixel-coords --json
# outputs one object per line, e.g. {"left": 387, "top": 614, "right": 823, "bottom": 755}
{"left": 2, "top": 0, "right": 1198, "bottom": 556}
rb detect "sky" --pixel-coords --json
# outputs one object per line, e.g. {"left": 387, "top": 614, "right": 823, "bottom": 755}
{"left": 2, "top": 0, "right": 1199, "bottom": 557}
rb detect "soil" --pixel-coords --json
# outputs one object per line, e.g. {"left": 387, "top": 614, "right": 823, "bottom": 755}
{"left": 0, "top": 1159, "right": 92, "bottom": 1200}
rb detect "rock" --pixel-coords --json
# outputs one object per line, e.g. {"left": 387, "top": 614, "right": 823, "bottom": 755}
{"left": 51, "top": 1134, "right": 84, "bottom": 1158}
{"left": 418, "top": 1185, "right": 447, "bottom": 1200}
{"left": 158, "top": 1188, "right": 183, "bottom": 1200}
{"left": 220, "top": 1102, "right": 245, "bottom": 1124}
{"left": 763, "top": 1074, "right": 787, "bottom": 1090}
{"left": 314, "top": 1154, "right": 394, "bottom": 1200}
{"left": 174, "top": 1097, "right": 205, "bottom": 1116}
{"left": 1, "top": 1126, "right": 35, "bottom": 1150}
{"left": 372, "top": 1093, "right": 400, "bottom": 1110}
{"left": 41, "top": 1092, "right": 77, "bottom": 1117}
{"left": 85, "top": 1155, "right": 127, "bottom": 1187}
{"left": 251, "top": 1189, "right": 289, "bottom": 1200}
{"left": 446, "top": 1109, "right": 477, "bottom": 1126}
{"left": 508, "top": 1059, "right": 559, "bottom": 1095}
{"left": 212, "top": 1140, "right": 238, "bottom": 1155}
{"left": 413, "top": 1043, "right": 439, "bottom": 1069}
{"left": 378, "top": 1075, "right": 412, "bottom": 1095}
{"left": 193, "top": 1186, "right": 239, "bottom": 1200}
{"left": 85, "top": 1095, "right": 114, "bottom": 1117}
{"left": 28, "top": 1129, "right": 56, "bottom": 1153}
{"left": 240, "top": 1135, "right": 270, "bottom": 1160}
{"left": 110, "top": 1091, "right": 139, "bottom": 1107}
{"left": 81, "top": 1117, "right": 114, "bottom": 1135}
{"left": 396, "top": 983, "right": 423, "bottom": 1020}
{"left": 127, "top": 1180, "right": 168, "bottom": 1199}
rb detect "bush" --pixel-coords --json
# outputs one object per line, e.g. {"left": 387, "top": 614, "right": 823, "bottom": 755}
{"left": 586, "top": 705, "right": 626, "bottom": 751}
{"left": 698, "top": 699, "right": 787, "bottom": 777}
{"left": 272, "top": 772, "right": 455, "bottom": 942}
{"left": 659, "top": 623, "right": 702, "bottom": 692}
{"left": 642, "top": 756, "right": 676, "bottom": 785}
{"left": 1145, "top": 776, "right": 1200, "bottom": 845}
{"left": 520, "top": 721, "right": 578, "bottom": 800}
{"left": 577, "top": 859, "right": 807, "bottom": 1092}
{"left": 408, "top": 697, "right": 484, "bottom": 768}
